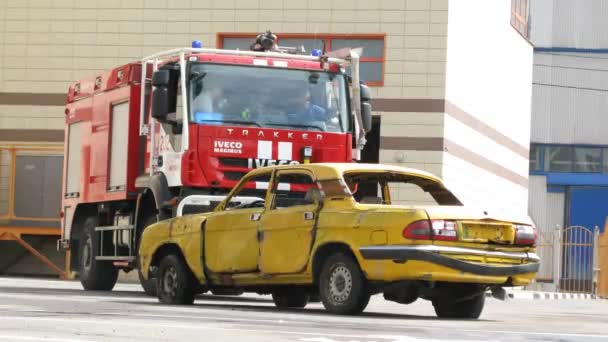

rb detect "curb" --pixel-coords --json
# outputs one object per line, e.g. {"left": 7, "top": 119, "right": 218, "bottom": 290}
{"left": 486, "top": 290, "right": 599, "bottom": 300}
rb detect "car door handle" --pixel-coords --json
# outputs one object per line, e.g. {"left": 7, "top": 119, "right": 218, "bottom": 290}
{"left": 303, "top": 212, "right": 314, "bottom": 220}
{"left": 251, "top": 212, "right": 261, "bottom": 221}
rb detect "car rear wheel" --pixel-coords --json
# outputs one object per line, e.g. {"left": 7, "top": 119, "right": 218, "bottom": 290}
{"left": 319, "top": 253, "right": 370, "bottom": 315}
{"left": 272, "top": 290, "right": 309, "bottom": 309}
{"left": 432, "top": 293, "right": 485, "bottom": 319}
{"left": 156, "top": 254, "right": 196, "bottom": 305}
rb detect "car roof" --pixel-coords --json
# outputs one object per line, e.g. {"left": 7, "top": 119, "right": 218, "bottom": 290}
{"left": 248, "top": 162, "right": 442, "bottom": 182}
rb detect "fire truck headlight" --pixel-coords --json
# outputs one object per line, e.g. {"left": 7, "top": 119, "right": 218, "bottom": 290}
{"left": 302, "top": 146, "right": 313, "bottom": 163}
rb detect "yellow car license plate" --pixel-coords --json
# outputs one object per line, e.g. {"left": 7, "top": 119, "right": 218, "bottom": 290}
{"left": 461, "top": 223, "right": 514, "bottom": 243}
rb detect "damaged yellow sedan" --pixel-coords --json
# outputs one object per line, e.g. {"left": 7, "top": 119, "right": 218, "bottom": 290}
{"left": 138, "top": 163, "right": 539, "bottom": 319}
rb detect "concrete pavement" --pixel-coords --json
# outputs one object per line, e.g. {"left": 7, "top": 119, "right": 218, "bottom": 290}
{"left": 0, "top": 277, "right": 607, "bottom": 342}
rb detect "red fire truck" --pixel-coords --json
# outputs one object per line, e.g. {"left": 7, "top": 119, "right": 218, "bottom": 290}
{"left": 57, "top": 32, "right": 372, "bottom": 294}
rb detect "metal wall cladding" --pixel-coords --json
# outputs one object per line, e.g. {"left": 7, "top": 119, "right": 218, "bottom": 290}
{"left": 530, "top": 0, "right": 608, "bottom": 48}
{"left": 531, "top": 52, "right": 608, "bottom": 144}
{"left": 528, "top": 175, "right": 565, "bottom": 280}
{"left": 528, "top": 175, "right": 564, "bottom": 233}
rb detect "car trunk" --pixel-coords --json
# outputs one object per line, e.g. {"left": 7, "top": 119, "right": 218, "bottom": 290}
{"left": 423, "top": 206, "right": 534, "bottom": 246}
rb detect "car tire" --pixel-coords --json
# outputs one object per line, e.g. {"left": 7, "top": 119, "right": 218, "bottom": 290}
{"left": 78, "top": 216, "right": 118, "bottom": 291}
{"left": 156, "top": 254, "right": 196, "bottom": 305}
{"left": 319, "top": 252, "right": 370, "bottom": 315}
{"left": 432, "top": 293, "right": 485, "bottom": 319}
{"left": 272, "top": 290, "right": 309, "bottom": 309}
{"left": 138, "top": 213, "right": 158, "bottom": 297}
{"left": 138, "top": 269, "right": 157, "bottom": 296}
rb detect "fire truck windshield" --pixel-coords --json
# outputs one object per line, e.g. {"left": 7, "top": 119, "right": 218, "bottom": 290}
{"left": 189, "top": 63, "right": 349, "bottom": 133}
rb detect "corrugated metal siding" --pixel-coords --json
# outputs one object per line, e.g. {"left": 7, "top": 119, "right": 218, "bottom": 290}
{"left": 529, "top": 175, "right": 548, "bottom": 230}
{"left": 530, "top": 0, "right": 608, "bottom": 49}
{"left": 529, "top": 0, "right": 554, "bottom": 47}
{"left": 531, "top": 53, "right": 608, "bottom": 144}
{"left": 528, "top": 175, "right": 565, "bottom": 281}
{"left": 528, "top": 176, "right": 565, "bottom": 231}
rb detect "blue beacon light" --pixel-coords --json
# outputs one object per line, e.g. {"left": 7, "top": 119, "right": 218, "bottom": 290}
{"left": 192, "top": 40, "right": 202, "bottom": 48}
{"left": 311, "top": 49, "right": 322, "bottom": 57}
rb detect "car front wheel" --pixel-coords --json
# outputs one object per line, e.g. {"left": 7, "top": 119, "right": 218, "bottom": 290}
{"left": 319, "top": 253, "right": 370, "bottom": 315}
{"left": 157, "top": 254, "right": 196, "bottom": 305}
{"left": 432, "top": 293, "right": 485, "bottom": 319}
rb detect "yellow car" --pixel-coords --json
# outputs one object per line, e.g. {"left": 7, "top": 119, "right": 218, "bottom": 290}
{"left": 138, "top": 163, "right": 539, "bottom": 319}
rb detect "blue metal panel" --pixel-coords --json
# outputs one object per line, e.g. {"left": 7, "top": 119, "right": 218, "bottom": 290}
{"left": 547, "top": 173, "right": 608, "bottom": 187}
{"left": 562, "top": 187, "right": 607, "bottom": 283}
{"left": 568, "top": 187, "right": 608, "bottom": 233}
{"left": 547, "top": 185, "right": 565, "bottom": 193}
{"left": 535, "top": 47, "right": 608, "bottom": 53}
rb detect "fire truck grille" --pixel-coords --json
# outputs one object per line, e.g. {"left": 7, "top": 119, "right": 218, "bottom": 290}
{"left": 224, "top": 171, "right": 247, "bottom": 181}
{"left": 219, "top": 157, "right": 249, "bottom": 168}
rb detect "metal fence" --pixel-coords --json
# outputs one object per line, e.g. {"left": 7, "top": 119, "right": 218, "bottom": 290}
{"left": 535, "top": 225, "right": 600, "bottom": 294}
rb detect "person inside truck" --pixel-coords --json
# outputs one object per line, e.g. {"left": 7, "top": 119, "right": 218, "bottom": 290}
{"left": 192, "top": 85, "right": 227, "bottom": 123}
{"left": 287, "top": 89, "right": 330, "bottom": 128}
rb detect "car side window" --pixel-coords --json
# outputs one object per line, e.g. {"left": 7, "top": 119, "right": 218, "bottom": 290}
{"left": 223, "top": 173, "right": 271, "bottom": 210}
{"left": 271, "top": 172, "right": 319, "bottom": 210}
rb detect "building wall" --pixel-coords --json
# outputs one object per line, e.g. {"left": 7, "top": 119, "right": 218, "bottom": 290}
{"left": 528, "top": 175, "right": 565, "bottom": 280}
{"left": 0, "top": 0, "right": 454, "bottom": 206}
{"left": 0, "top": 0, "right": 533, "bottom": 211}
{"left": 530, "top": 0, "right": 608, "bottom": 49}
{"left": 531, "top": 52, "right": 608, "bottom": 145}
{"left": 442, "top": 0, "right": 533, "bottom": 214}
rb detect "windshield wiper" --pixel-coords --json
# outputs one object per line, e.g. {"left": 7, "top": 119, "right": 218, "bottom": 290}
{"left": 266, "top": 123, "right": 326, "bottom": 132}
{"left": 197, "top": 119, "right": 262, "bottom": 127}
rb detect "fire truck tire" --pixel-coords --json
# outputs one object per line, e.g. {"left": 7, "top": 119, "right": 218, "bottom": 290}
{"left": 157, "top": 254, "right": 196, "bottom": 305}
{"left": 78, "top": 216, "right": 118, "bottom": 291}
{"left": 138, "top": 214, "right": 158, "bottom": 297}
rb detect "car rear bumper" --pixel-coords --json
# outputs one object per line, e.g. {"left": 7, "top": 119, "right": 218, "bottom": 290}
{"left": 359, "top": 245, "right": 540, "bottom": 277}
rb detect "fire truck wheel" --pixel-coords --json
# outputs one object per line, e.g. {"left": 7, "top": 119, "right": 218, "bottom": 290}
{"left": 78, "top": 216, "right": 118, "bottom": 291}
{"left": 157, "top": 254, "right": 196, "bottom": 305}
{"left": 138, "top": 214, "right": 158, "bottom": 297}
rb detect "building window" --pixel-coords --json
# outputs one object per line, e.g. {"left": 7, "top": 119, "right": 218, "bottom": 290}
{"left": 574, "top": 147, "right": 601, "bottom": 173}
{"left": 511, "top": 0, "right": 529, "bottom": 38}
{"left": 217, "top": 33, "right": 386, "bottom": 86}
{"left": 544, "top": 146, "right": 573, "bottom": 172}
{"left": 603, "top": 148, "right": 608, "bottom": 173}
{"left": 529, "top": 144, "right": 542, "bottom": 172}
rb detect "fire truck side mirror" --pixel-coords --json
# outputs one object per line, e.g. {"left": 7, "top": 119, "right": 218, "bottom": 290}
{"left": 151, "top": 70, "right": 170, "bottom": 121}
{"left": 360, "top": 83, "right": 372, "bottom": 133}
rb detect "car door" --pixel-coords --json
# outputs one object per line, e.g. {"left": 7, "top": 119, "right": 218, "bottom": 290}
{"left": 204, "top": 172, "right": 271, "bottom": 274}
{"left": 258, "top": 169, "right": 321, "bottom": 274}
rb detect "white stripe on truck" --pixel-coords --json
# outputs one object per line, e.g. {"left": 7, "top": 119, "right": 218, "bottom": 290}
{"left": 258, "top": 140, "right": 272, "bottom": 159}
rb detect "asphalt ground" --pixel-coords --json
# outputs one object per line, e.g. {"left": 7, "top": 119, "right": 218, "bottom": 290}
{"left": 0, "top": 277, "right": 606, "bottom": 342}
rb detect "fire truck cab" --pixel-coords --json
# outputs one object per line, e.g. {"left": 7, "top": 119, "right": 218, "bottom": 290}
{"left": 58, "top": 33, "right": 373, "bottom": 293}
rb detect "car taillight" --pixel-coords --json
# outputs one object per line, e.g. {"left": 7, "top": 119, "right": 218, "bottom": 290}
{"left": 515, "top": 225, "right": 537, "bottom": 246}
{"left": 402, "top": 220, "right": 431, "bottom": 239}
{"left": 431, "top": 220, "right": 458, "bottom": 241}
{"left": 402, "top": 219, "right": 457, "bottom": 241}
